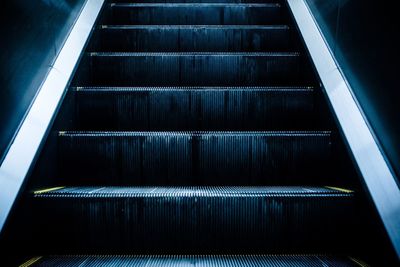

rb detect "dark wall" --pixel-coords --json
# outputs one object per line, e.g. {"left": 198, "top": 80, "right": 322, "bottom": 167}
{"left": 305, "top": 0, "right": 400, "bottom": 180}
{"left": 0, "top": 0, "right": 87, "bottom": 163}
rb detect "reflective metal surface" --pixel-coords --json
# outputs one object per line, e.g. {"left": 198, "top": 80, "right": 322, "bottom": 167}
{"left": 0, "top": 0, "right": 87, "bottom": 162}
{"left": 21, "top": 254, "right": 365, "bottom": 266}
{"left": 305, "top": 0, "right": 400, "bottom": 182}
{"left": 287, "top": 0, "right": 400, "bottom": 259}
{"left": 0, "top": 0, "right": 105, "bottom": 233}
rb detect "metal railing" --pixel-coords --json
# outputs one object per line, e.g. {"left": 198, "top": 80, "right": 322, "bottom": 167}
{"left": 287, "top": 0, "right": 400, "bottom": 259}
{"left": 0, "top": 0, "right": 105, "bottom": 234}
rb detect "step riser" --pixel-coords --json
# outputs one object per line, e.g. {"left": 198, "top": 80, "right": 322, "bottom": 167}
{"left": 89, "top": 27, "right": 293, "bottom": 52}
{"left": 30, "top": 194, "right": 354, "bottom": 252}
{"left": 58, "top": 133, "right": 331, "bottom": 185}
{"left": 74, "top": 89, "right": 315, "bottom": 130}
{"left": 102, "top": 4, "right": 284, "bottom": 25}
{"left": 74, "top": 54, "right": 304, "bottom": 87}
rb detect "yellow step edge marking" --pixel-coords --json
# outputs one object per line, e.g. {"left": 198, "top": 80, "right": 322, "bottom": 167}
{"left": 19, "top": 256, "right": 42, "bottom": 267}
{"left": 325, "top": 186, "right": 354, "bottom": 193}
{"left": 349, "top": 257, "right": 370, "bottom": 267}
{"left": 34, "top": 186, "right": 65, "bottom": 194}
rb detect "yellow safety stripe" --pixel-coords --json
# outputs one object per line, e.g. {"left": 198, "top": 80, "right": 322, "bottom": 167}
{"left": 349, "top": 257, "right": 370, "bottom": 267}
{"left": 325, "top": 186, "right": 354, "bottom": 193}
{"left": 19, "top": 256, "right": 42, "bottom": 267}
{"left": 34, "top": 186, "right": 65, "bottom": 194}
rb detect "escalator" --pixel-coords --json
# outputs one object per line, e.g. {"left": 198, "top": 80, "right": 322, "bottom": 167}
{"left": 2, "top": 0, "right": 396, "bottom": 266}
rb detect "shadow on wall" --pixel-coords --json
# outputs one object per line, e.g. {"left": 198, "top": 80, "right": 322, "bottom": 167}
{"left": 0, "top": 0, "right": 86, "bottom": 163}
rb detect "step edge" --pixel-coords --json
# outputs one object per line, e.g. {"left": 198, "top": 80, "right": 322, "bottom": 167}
{"left": 57, "top": 131, "right": 332, "bottom": 137}
{"left": 87, "top": 52, "right": 301, "bottom": 57}
{"left": 109, "top": 3, "right": 281, "bottom": 7}
{"left": 98, "top": 25, "right": 291, "bottom": 30}
{"left": 72, "top": 86, "right": 315, "bottom": 92}
{"left": 31, "top": 186, "right": 354, "bottom": 197}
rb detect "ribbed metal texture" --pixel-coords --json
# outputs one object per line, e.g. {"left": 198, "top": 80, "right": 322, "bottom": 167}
{"left": 34, "top": 186, "right": 347, "bottom": 195}
{"left": 102, "top": 4, "right": 284, "bottom": 25}
{"left": 11, "top": 0, "right": 366, "bottom": 262}
{"left": 110, "top": 0, "right": 283, "bottom": 3}
{"left": 30, "top": 187, "right": 354, "bottom": 253}
{"left": 75, "top": 52, "right": 304, "bottom": 87}
{"left": 73, "top": 87, "right": 315, "bottom": 130}
{"left": 58, "top": 131, "right": 332, "bottom": 185}
{"left": 89, "top": 25, "right": 293, "bottom": 52}
{"left": 29, "top": 255, "right": 363, "bottom": 267}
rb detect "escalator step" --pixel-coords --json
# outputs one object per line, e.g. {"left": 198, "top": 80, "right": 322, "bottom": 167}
{"left": 22, "top": 255, "right": 366, "bottom": 267}
{"left": 102, "top": 3, "right": 285, "bottom": 25}
{"left": 74, "top": 52, "right": 307, "bottom": 87}
{"left": 58, "top": 131, "right": 332, "bottom": 185}
{"left": 73, "top": 86, "right": 315, "bottom": 130}
{"left": 5, "top": 0, "right": 369, "bottom": 261}
{"left": 89, "top": 25, "right": 293, "bottom": 52}
{"left": 30, "top": 186, "right": 355, "bottom": 252}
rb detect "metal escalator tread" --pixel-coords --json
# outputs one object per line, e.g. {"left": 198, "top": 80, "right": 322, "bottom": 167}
{"left": 73, "top": 86, "right": 315, "bottom": 130}
{"left": 76, "top": 52, "right": 304, "bottom": 87}
{"left": 33, "top": 186, "right": 352, "bottom": 196}
{"left": 30, "top": 186, "right": 355, "bottom": 251}
{"left": 57, "top": 131, "right": 332, "bottom": 185}
{"left": 10, "top": 0, "right": 369, "bottom": 262}
{"left": 89, "top": 25, "right": 293, "bottom": 52}
{"left": 103, "top": 3, "right": 283, "bottom": 25}
{"left": 22, "top": 254, "right": 367, "bottom": 267}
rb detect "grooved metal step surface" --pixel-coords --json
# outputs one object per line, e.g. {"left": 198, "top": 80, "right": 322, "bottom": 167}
{"left": 73, "top": 86, "right": 315, "bottom": 130}
{"left": 74, "top": 52, "right": 307, "bottom": 87}
{"left": 102, "top": 3, "right": 285, "bottom": 25}
{"left": 57, "top": 131, "right": 332, "bottom": 185}
{"left": 29, "top": 187, "right": 355, "bottom": 252}
{"left": 7, "top": 0, "right": 371, "bottom": 262}
{"left": 89, "top": 25, "right": 293, "bottom": 52}
{"left": 22, "top": 255, "right": 366, "bottom": 267}
{"left": 110, "top": 0, "right": 283, "bottom": 3}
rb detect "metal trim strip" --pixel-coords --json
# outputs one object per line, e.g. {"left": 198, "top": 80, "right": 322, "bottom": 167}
{"left": 287, "top": 0, "right": 400, "bottom": 258}
{"left": 0, "top": 0, "right": 105, "bottom": 233}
